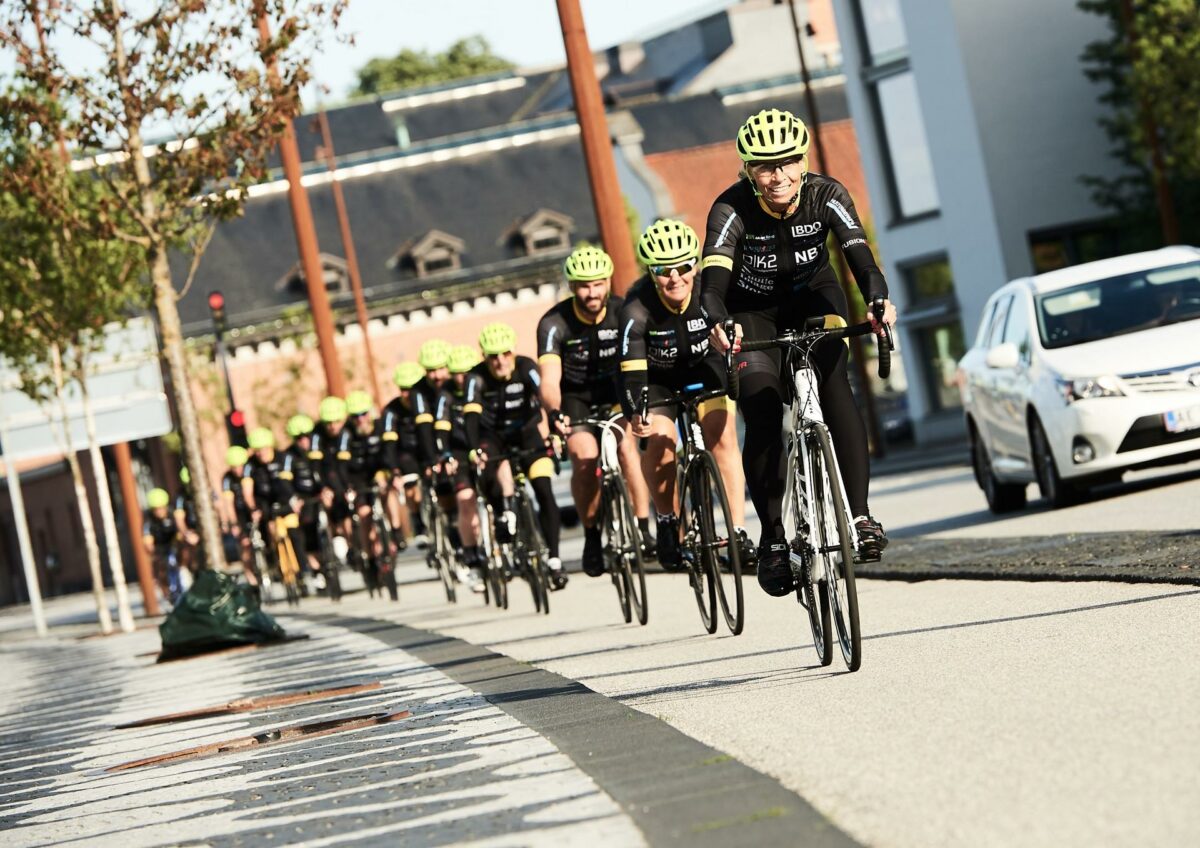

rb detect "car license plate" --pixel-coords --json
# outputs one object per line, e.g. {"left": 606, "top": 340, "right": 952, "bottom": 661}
{"left": 1163, "top": 405, "right": 1200, "bottom": 433}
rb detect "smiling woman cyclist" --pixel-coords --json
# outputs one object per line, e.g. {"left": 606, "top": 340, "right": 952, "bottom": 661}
{"left": 701, "top": 108, "right": 898, "bottom": 597}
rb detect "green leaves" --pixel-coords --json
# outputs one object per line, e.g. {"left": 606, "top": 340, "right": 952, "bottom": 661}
{"left": 354, "top": 35, "right": 514, "bottom": 96}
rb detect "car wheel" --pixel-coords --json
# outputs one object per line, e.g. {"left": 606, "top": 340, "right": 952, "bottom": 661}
{"left": 972, "top": 427, "right": 1027, "bottom": 513}
{"left": 1029, "top": 417, "right": 1080, "bottom": 508}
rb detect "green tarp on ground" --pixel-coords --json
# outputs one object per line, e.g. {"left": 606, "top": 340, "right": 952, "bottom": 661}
{"left": 158, "top": 570, "right": 285, "bottom": 661}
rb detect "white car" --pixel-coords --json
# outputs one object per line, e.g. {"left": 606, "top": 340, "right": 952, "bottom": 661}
{"left": 958, "top": 246, "right": 1200, "bottom": 512}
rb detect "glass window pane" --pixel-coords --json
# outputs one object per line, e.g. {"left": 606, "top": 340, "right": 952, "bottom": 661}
{"left": 876, "top": 72, "right": 939, "bottom": 218}
{"left": 986, "top": 294, "right": 1012, "bottom": 349}
{"left": 917, "top": 322, "right": 966, "bottom": 411}
{"left": 859, "top": 0, "right": 908, "bottom": 63}
{"left": 1002, "top": 294, "right": 1032, "bottom": 363}
{"left": 906, "top": 257, "right": 955, "bottom": 303}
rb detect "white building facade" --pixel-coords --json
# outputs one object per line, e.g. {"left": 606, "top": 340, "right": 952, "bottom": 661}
{"left": 832, "top": 0, "right": 1120, "bottom": 442}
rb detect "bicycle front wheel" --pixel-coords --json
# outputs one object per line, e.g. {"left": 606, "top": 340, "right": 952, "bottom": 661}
{"left": 614, "top": 479, "right": 648, "bottom": 626}
{"left": 317, "top": 522, "right": 343, "bottom": 603}
{"left": 788, "top": 448, "right": 831, "bottom": 665}
{"left": 518, "top": 497, "right": 550, "bottom": 615}
{"left": 431, "top": 509, "right": 457, "bottom": 603}
{"left": 679, "top": 460, "right": 717, "bottom": 634}
{"left": 809, "top": 423, "right": 860, "bottom": 671}
{"left": 601, "top": 484, "right": 632, "bottom": 623}
{"left": 694, "top": 452, "right": 744, "bottom": 635}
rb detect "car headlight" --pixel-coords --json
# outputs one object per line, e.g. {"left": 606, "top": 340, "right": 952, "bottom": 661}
{"left": 1058, "top": 375, "right": 1125, "bottom": 403}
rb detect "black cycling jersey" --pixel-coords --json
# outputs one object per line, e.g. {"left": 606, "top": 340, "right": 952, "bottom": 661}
{"left": 536, "top": 295, "right": 624, "bottom": 391}
{"left": 381, "top": 383, "right": 438, "bottom": 466}
{"left": 173, "top": 491, "right": 197, "bottom": 530}
{"left": 143, "top": 510, "right": 176, "bottom": 548}
{"left": 220, "top": 470, "right": 251, "bottom": 524}
{"left": 245, "top": 452, "right": 294, "bottom": 515}
{"left": 700, "top": 175, "right": 887, "bottom": 322}
{"left": 463, "top": 356, "right": 542, "bottom": 448}
{"left": 337, "top": 418, "right": 387, "bottom": 486}
{"left": 308, "top": 422, "right": 350, "bottom": 492}
{"left": 618, "top": 276, "right": 722, "bottom": 417}
{"left": 425, "top": 381, "right": 459, "bottom": 454}
{"left": 281, "top": 443, "right": 319, "bottom": 497}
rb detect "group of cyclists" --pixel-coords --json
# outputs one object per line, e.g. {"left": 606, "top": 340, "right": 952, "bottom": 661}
{"left": 142, "top": 108, "right": 896, "bottom": 607}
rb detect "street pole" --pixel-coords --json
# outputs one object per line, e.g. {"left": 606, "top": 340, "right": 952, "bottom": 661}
{"left": 556, "top": 0, "right": 641, "bottom": 294}
{"left": 0, "top": 416, "right": 49, "bottom": 638}
{"left": 255, "top": 7, "right": 345, "bottom": 397}
{"left": 316, "top": 108, "right": 382, "bottom": 405}
{"left": 787, "top": 0, "right": 885, "bottom": 458}
{"left": 113, "top": 441, "right": 159, "bottom": 617}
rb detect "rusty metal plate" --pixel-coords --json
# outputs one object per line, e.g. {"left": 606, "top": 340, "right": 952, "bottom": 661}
{"left": 114, "top": 682, "right": 383, "bottom": 728}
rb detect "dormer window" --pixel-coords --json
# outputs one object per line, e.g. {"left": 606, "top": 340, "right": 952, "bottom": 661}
{"left": 389, "top": 229, "right": 465, "bottom": 279}
{"left": 275, "top": 253, "right": 349, "bottom": 295}
{"left": 502, "top": 208, "right": 574, "bottom": 256}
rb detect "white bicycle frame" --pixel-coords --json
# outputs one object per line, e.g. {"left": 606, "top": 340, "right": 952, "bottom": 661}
{"left": 780, "top": 358, "right": 860, "bottom": 583}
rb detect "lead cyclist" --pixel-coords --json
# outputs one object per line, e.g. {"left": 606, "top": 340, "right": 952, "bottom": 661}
{"left": 702, "top": 108, "right": 898, "bottom": 597}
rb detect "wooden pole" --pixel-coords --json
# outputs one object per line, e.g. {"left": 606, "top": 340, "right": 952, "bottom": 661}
{"left": 113, "top": 441, "right": 160, "bottom": 617}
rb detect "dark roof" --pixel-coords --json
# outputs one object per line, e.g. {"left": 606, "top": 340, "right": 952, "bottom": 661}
{"left": 397, "top": 71, "right": 565, "bottom": 143}
{"left": 265, "top": 101, "right": 398, "bottom": 171}
{"left": 631, "top": 81, "right": 852, "bottom": 155}
{"left": 177, "top": 134, "right": 599, "bottom": 329}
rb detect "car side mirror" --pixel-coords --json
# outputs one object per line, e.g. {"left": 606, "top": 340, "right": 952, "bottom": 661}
{"left": 985, "top": 342, "right": 1020, "bottom": 370}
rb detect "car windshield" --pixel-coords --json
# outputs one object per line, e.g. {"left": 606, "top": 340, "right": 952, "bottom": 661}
{"left": 1035, "top": 260, "right": 1200, "bottom": 349}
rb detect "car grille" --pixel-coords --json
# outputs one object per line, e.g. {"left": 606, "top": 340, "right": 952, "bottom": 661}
{"left": 1121, "top": 360, "right": 1200, "bottom": 394}
{"left": 1117, "top": 414, "right": 1200, "bottom": 453}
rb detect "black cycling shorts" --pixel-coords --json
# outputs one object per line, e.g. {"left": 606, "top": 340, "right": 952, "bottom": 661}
{"left": 562, "top": 383, "right": 622, "bottom": 434}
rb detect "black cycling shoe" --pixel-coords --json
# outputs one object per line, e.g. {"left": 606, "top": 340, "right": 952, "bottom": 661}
{"left": 639, "top": 522, "right": 657, "bottom": 562}
{"left": 656, "top": 515, "right": 683, "bottom": 571}
{"left": 853, "top": 515, "right": 888, "bottom": 562}
{"left": 756, "top": 538, "right": 793, "bottom": 597}
{"left": 581, "top": 528, "right": 606, "bottom": 577}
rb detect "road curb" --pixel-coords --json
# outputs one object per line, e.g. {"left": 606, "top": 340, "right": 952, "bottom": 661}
{"left": 312, "top": 612, "right": 861, "bottom": 848}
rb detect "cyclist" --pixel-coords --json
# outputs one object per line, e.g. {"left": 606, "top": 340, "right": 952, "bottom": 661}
{"left": 283, "top": 414, "right": 327, "bottom": 586}
{"left": 309, "top": 396, "right": 353, "bottom": 537}
{"left": 620, "top": 219, "right": 752, "bottom": 570}
{"left": 446, "top": 344, "right": 490, "bottom": 587}
{"left": 702, "top": 108, "right": 896, "bottom": 595}
{"left": 245, "top": 426, "right": 306, "bottom": 589}
{"left": 142, "top": 487, "right": 179, "bottom": 604}
{"left": 218, "top": 445, "right": 259, "bottom": 587}
{"left": 538, "top": 244, "right": 655, "bottom": 577}
{"left": 465, "top": 322, "right": 567, "bottom": 590}
{"left": 382, "top": 364, "right": 437, "bottom": 546}
{"left": 173, "top": 466, "right": 201, "bottom": 574}
{"left": 339, "top": 390, "right": 395, "bottom": 568}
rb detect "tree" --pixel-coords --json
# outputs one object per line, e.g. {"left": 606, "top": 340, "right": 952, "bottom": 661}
{"left": 1078, "top": 0, "right": 1200, "bottom": 246}
{"left": 354, "top": 35, "right": 513, "bottom": 96}
{"left": 0, "top": 0, "right": 346, "bottom": 574}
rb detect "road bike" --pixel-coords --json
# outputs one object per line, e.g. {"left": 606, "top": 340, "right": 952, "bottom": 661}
{"left": 420, "top": 473, "right": 458, "bottom": 604}
{"left": 639, "top": 385, "right": 743, "bottom": 636}
{"left": 576, "top": 406, "right": 648, "bottom": 625}
{"left": 729, "top": 305, "right": 893, "bottom": 671}
{"left": 469, "top": 465, "right": 509, "bottom": 609}
{"left": 346, "top": 481, "right": 400, "bottom": 602}
{"left": 311, "top": 499, "right": 343, "bottom": 602}
{"left": 490, "top": 445, "right": 558, "bottom": 615}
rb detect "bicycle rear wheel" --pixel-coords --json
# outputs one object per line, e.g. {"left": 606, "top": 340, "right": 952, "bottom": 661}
{"left": 679, "top": 460, "right": 717, "bottom": 634}
{"left": 809, "top": 424, "right": 860, "bottom": 671}
{"left": 614, "top": 479, "right": 648, "bottom": 626}
{"left": 694, "top": 452, "right": 744, "bottom": 635}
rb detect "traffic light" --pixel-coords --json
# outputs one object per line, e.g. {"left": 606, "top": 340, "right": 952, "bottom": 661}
{"left": 208, "top": 290, "right": 227, "bottom": 336}
{"left": 226, "top": 409, "right": 248, "bottom": 447}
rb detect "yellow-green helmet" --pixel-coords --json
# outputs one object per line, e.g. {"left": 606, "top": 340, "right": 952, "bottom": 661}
{"left": 736, "top": 108, "right": 810, "bottom": 162}
{"left": 318, "top": 395, "right": 347, "bottom": 423}
{"left": 179, "top": 466, "right": 191, "bottom": 485}
{"left": 248, "top": 427, "right": 275, "bottom": 450}
{"left": 637, "top": 219, "right": 701, "bottom": 266}
{"left": 286, "top": 413, "right": 315, "bottom": 438}
{"left": 345, "top": 390, "right": 373, "bottom": 416}
{"left": 448, "top": 344, "right": 481, "bottom": 374}
{"left": 563, "top": 244, "right": 614, "bottom": 282}
{"left": 226, "top": 445, "right": 249, "bottom": 467}
{"left": 479, "top": 322, "right": 517, "bottom": 356}
{"left": 393, "top": 361, "right": 426, "bottom": 389}
{"left": 147, "top": 487, "right": 170, "bottom": 509}
{"left": 418, "top": 338, "right": 451, "bottom": 370}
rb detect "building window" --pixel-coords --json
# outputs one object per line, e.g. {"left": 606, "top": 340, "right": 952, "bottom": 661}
{"left": 503, "top": 208, "right": 575, "bottom": 257}
{"left": 275, "top": 253, "right": 350, "bottom": 295}
{"left": 389, "top": 229, "right": 466, "bottom": 279}
{"left": 860, "top": 0, "right": 908, "bottom": 63}
{"left": 903, "top": 255, "right": 965, "bottom": 412}
{"left": 1029, "top": 221, "right": 1122, "bottom": 273}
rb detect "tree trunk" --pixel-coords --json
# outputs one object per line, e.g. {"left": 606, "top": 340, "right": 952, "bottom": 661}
{"left": 108, "top": 0, "right": 225, "bottom": 573}
{"left": 49, "top": 344, "right": 112, "bottom": 634}
{"left": 78, "top": 365, "right": 136, "bottom": 632}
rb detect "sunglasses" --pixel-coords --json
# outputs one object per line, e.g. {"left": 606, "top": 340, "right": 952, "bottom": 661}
{"left": 650, "top": 257, "right": 698, "bottom": 278}
{"left": 485, "top": 350, "right": 513, "bottom": 359}
{"left": 748, "top": 156, "right": 804, "bottom": 178}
